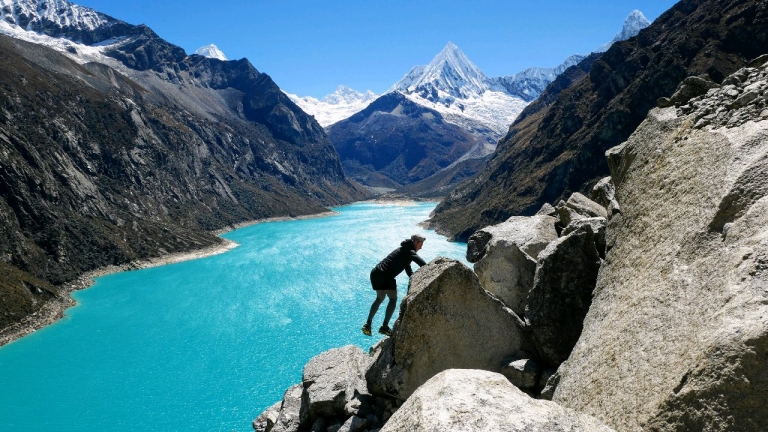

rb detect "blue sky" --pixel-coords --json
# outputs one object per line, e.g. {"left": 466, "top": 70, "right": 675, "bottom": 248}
{"left": 76, "top": 0, "right": 678, "bottom": 98}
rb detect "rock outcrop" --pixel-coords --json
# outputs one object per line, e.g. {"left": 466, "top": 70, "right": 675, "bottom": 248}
{"left": 302, "top": 346, "right": 372, "bottom": 421}
{"left": 366, "top": 258, "right": 526, "bottom": 401}
{"left": 525, "top": 224, "right": 602, "bottom": 367}
{"left": 255, "top": 346, "right": 395, "bottom": 432}
{"left": 270, "top": 385, "right": 306, "bottom": 432}
{"left": 555, "top": 193, "right": 608, "bottom": 228}
{"left": 467, "top": 215, "right": 558, "bottom": 315}
{"left": 253, "top": 402, "right": 281, "bottom": 432}
{"left": 380, "top": 369, "right": 614, "bottom": 432}
{"left": 590, "top": 177, "right": 621, "bottom": 216}
{"left": 551, "top": 61, "right": 768, "bottom": 431}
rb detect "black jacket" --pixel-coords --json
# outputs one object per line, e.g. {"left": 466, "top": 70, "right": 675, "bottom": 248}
{"left": 372, "top": 239, "right": 427, "bottom": 279}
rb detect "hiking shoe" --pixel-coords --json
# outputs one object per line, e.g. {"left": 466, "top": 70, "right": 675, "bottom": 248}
{"left": 361, "top": 323, "right": 372, "bottom": 336}
{"left": 378, "top": 325, "right": 392, "bottom": 336}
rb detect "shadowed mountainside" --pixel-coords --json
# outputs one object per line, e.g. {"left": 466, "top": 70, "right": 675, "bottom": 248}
{"left": 0, "top": 31, "right": 368, "bottom": 330}
{"left": 327, "top": 92, "right": 486, "bottom": 188}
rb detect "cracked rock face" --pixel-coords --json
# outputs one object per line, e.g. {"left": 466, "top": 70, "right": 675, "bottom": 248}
{"left": 468, "top": 215, "right": 558, "bottom": 315}
{"left": 552, "top": 62, "right": 768, "bottom": 431}
{"left": 525, "top": 224, "right": 602, "bottom": 368}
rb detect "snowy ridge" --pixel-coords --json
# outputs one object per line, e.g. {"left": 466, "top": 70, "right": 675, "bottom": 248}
{"left": 286, "top": 85, "right": 379, "bottom": 127}
{"left": 0, "top": 0, "right": 115, "bottom": 35}
{"left": 491, "top": 54, "right": 587, "bottom": 102}
{"left": 0, "top": 16, "right": 122, "bottom": 65}
{"left": 0, "top": 0, "right": 132, "bottom": 66}
{"left": 195, "top": 43, "right": 227, "bottom": 61}
{"left": 388, "top": 42, "right": 529, "bottom": 137}
{"left": 596, "top": 10, "right": 650, "bottom": 52}
{"left": 401, "top": 90, "right": 527, "bottom": 138}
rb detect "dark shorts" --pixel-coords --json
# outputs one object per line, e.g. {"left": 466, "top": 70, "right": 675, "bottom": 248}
{"left": 370, "top": 269, "right": 396, "bottom": 291}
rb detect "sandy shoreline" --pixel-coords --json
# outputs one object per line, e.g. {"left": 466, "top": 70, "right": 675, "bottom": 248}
{"left": 0, "top": 210, "right": 340, "bottom": 348}
{"left": 364, "top": 197, "right": 436, "bottom": 206}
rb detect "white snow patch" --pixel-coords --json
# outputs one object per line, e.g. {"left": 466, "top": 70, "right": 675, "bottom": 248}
{"left": 286, "top": 85, "right": 379, "bottom": 127}
{"left": 0, "top": 19, "right": 123, "bottom": 65}
{"left": 402, "top": 90, "right": 528, "bottom": 137}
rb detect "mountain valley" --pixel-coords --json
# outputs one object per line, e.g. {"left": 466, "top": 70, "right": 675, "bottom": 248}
{"left": 0, "top": 0, "right": 368, "bottom": 331}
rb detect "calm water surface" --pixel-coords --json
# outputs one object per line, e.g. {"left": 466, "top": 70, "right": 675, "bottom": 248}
{"left": 0, "top": 202, "right": 467, "bottom": 431}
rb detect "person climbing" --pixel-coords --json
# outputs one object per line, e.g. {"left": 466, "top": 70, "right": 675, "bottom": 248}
{"left": 362, "top": 234, "right": 427, "bottom": 337}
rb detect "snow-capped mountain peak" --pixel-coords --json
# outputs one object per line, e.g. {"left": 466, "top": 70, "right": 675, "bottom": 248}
{"left": 596, "top": 9, "right": 651, "bottom": 52}
{"left": 195, "top": 43, "right": 227, "bottom": 61}
{"left": 286, "top": 85, "right": 379, "bottom": 127}
{"left": 0, "top": 0, "right": 115, "bottom": 35}
{"left": 391, "top": 41, "right": 489, "bottom": 100}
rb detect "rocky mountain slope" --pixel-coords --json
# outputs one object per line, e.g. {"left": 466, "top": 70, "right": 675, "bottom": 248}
{"left": 428, "top": 0, "right": 768, "bottom": 241}
{"left": 327, "top": 92, "right": 486, "bottom": 189}
{"left": 0, "top": 0, "right": 368, "bottom": 331}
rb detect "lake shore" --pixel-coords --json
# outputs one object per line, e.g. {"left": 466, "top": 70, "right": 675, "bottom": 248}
{"left": 0, "top": 210, "right": 340, "bottom": 348}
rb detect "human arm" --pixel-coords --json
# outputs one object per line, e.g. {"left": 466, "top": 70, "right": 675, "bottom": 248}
{"left": 411, "top": 251, "right": 426, "bottom": 267}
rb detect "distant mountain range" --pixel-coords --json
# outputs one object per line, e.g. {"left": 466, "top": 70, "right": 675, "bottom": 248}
{"left": 328, "top": 92, "right": 487, "bottom": 190}
{"left": 314, "top": 11, "right": 650, "bottom": 194}
{"left": 290, "top": 9, "right": 651, "bottom": 137}
{"left": 286, "top": 86, "right": 380, "bottom": 127}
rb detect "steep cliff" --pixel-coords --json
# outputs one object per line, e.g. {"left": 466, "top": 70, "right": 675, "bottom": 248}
{"left": 428, "top": 0, "right": 768, "bottom": 241}
{"left": 552, "top": 58, "right": 768, "bottom": 431}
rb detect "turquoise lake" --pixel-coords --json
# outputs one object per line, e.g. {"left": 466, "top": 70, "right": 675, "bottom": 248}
{"left": 0, "top": 202, "right": 467, "bottom": 431}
